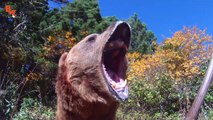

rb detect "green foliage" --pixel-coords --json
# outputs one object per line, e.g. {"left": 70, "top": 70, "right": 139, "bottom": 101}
{"left": 40, "top": 8, "right": 71, "bottom": 35}
{"left": 59, "top": 0, "right": 118, "bottom": 40}
{"left": 128, "top": 13, "right": 157, "bottom": 54}
{"left": 0, "top": 82, "right": 17, "bottom": 119}
{"left": 117, "top": 107, "right": 182, "bottom": 120}
{"left": 126, "top": 72, "right": 179, "bottom": 114}
{"left": 14, "top": 98, "right": 55, "bottom": 120}
{"left": 119, "top": 60, "right": 213, "bottom": 119}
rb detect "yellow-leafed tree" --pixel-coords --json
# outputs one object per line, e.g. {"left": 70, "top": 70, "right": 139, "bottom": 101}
{"left": 128, "top": 26, "right": 213, "bottom": 82}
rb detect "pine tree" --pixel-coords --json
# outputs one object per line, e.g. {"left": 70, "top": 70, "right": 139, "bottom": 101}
{"left": 128, "top": 14, "right": 157, "bottom": 54}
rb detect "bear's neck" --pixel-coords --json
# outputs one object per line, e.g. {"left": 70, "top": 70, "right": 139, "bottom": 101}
{"left": 56, "top": 96, "right": 119, "bottom": 120}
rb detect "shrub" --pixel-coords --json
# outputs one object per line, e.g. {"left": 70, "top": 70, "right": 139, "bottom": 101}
{"left": 13, "top": 98, "right": 55, "bottom": 120}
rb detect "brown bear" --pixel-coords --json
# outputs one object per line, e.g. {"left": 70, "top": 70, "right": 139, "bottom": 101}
{"left": 55, "top": 21, "right": 131, "bottom": 120}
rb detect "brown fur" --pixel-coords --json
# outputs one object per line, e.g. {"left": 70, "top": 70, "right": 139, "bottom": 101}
{"left": 55, "top": 22, "right": 130, "bottom": 120}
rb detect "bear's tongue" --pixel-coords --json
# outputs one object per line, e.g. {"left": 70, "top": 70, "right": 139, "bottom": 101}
{"left": 102, "top": 64, "right": 127, "bottom": 90}
{"left": 102, "top": 63, "right": 128, "bottom": 101}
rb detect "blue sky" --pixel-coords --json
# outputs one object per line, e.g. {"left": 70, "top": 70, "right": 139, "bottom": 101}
{"left": 49, "top": 0, "right": 213, "bottom": 43}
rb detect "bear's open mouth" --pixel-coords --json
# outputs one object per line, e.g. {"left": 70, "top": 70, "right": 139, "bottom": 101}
{"left": 102, "top": 22, "right": 131, "bottom": 101}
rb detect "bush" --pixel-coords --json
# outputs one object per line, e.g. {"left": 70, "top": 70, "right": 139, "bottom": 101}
{"left": 121, "top": 72, "right": 180, "bottom": 116}
{"left": 118, "top": 60, "right": 213, "bottom": 119}
{"left": 13, "top": 98, "right": 55, "bottom": 120}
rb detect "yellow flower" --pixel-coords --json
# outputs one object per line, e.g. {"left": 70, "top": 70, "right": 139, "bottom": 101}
{"left": 48, "top": 36, "right": 53, "bottom": 42}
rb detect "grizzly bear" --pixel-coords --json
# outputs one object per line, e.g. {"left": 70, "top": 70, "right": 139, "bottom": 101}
{"left": 55, "top": 21, "right": 131, "bottom": 120}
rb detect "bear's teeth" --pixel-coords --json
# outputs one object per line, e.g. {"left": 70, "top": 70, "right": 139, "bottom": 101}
{"left": 102, "top": 64, "right": 112, "bottom": 82}
{"left": 110, "top": 80, "right": 127, "bottom": 89}
{"left": 102, "top": 64, "right": 127, "bottom": 89}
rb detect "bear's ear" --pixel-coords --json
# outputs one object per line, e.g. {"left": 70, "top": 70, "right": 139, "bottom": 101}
{"left": 58, "top": 52, "right": 68, "bottom": 67}
{"left": 56, "top": 52, "right": 68, "bottom": 82}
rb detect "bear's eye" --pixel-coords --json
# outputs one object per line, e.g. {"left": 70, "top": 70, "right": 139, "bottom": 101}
{"left": 87, "top": 35, "right": 97, "bottom": 42}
